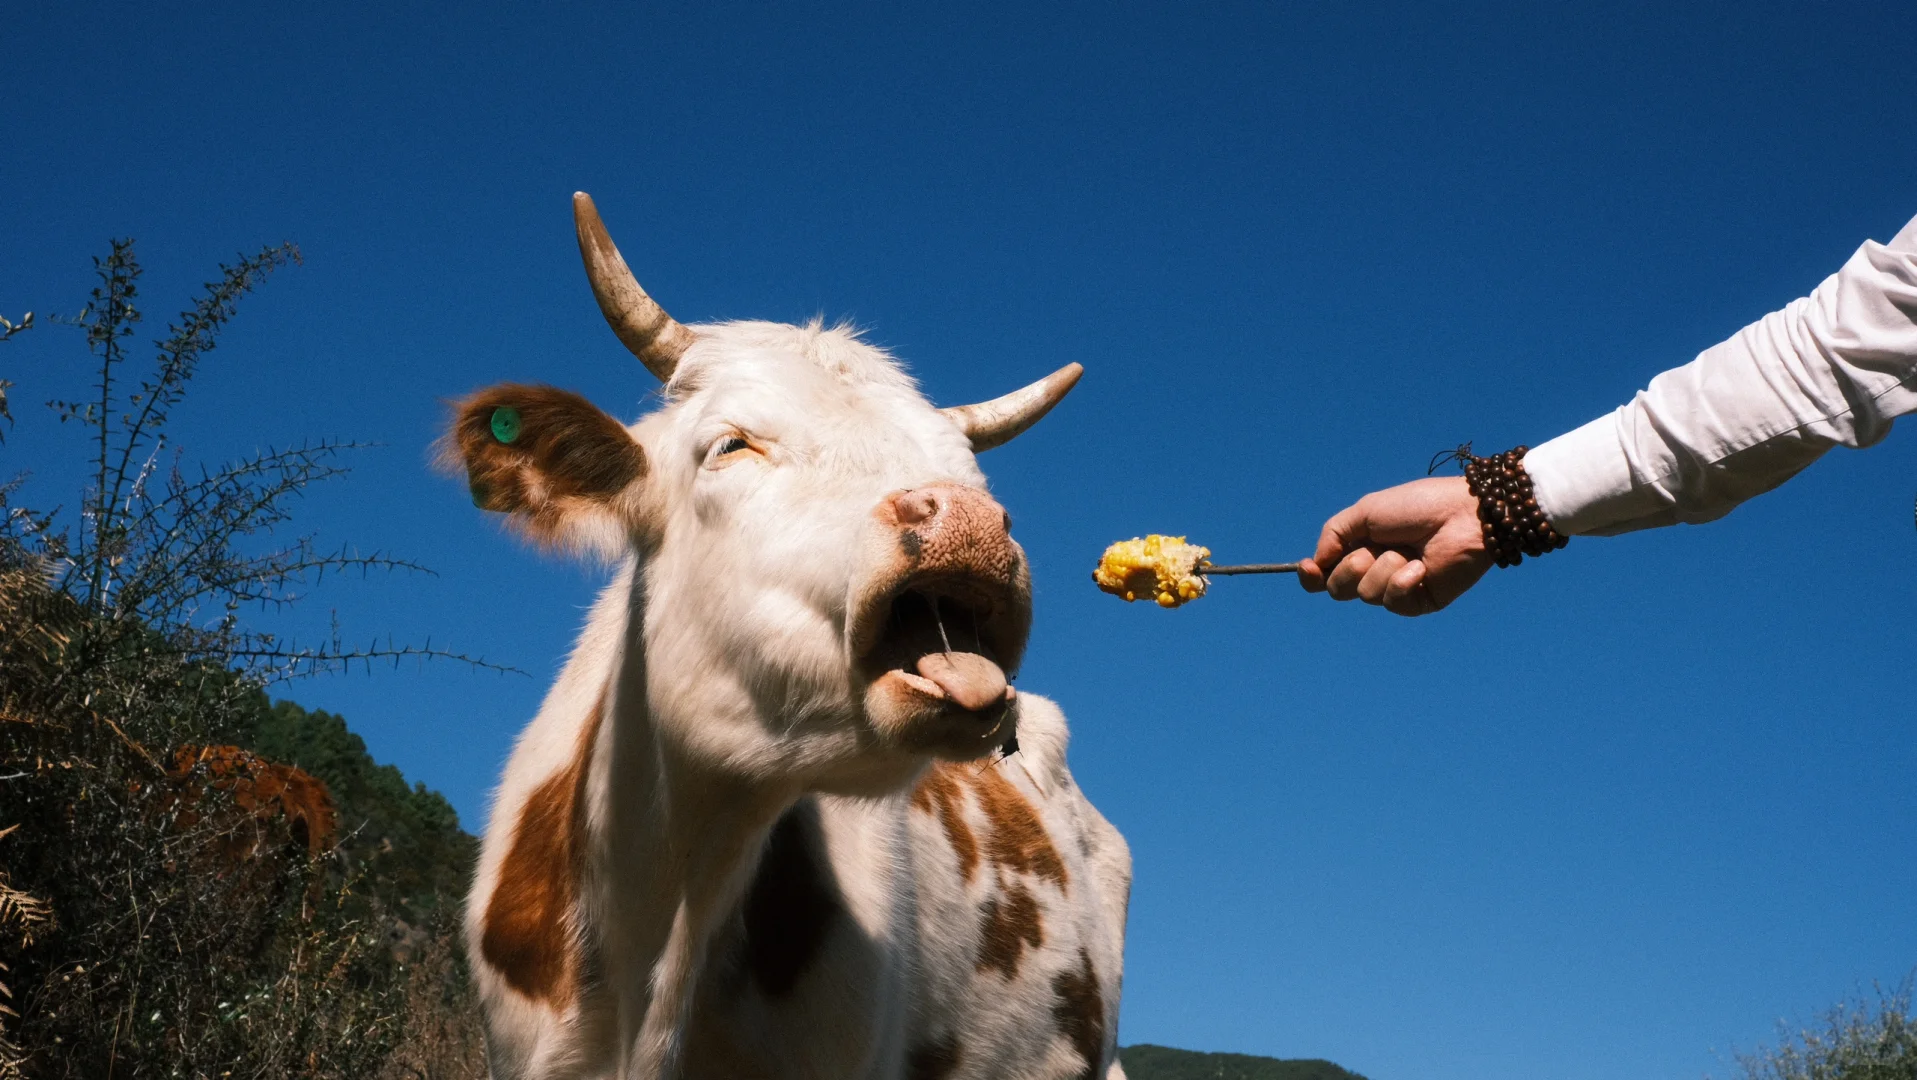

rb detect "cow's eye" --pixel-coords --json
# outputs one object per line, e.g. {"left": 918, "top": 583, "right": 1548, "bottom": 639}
{"left": 705, "top": 434, "right": 758, "bottom": 468}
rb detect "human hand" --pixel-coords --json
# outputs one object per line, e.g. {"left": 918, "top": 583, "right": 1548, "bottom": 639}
{"left": 1296, "top": 476, "right": 1491, "bottom": 616}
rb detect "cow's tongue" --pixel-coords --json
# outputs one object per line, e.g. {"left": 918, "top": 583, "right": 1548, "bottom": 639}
{"left": 914, "top": 651, "right": 1007, "bottom": 712}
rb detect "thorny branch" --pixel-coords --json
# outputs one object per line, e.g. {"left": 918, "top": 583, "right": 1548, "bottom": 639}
{"left": 0, "top": 309, "right": 33, "bottom": 444}
{"left": 8, "top": 238, "right": 519, "bottom": 698}
{"left": 2, "top": 240, "right": 492, "bottom": 1080}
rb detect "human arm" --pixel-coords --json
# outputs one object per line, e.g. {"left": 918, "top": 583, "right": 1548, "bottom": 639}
{"left": 1300, "top": 212, "right": 1917, "bottom": 614}
{"left": 1527, "top": 212, "right": 1917, "bottom": 535}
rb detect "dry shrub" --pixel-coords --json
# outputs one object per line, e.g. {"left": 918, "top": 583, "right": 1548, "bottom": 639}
{"left": 0, "top": 544, "right": 488, "bottom": 1079}
{"left": 378, "top": 921, "right": 487, "bottom": 1080}
{"left": 2, "top": 707, "right": 406, "bottom": 1078}
{"left": 0, "top": 239, "right": 490, "bottom": 1077}
{"left": 0, "top": 827, "right": 53, "bottom": 1080}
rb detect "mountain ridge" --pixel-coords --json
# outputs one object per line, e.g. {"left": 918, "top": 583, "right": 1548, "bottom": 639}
{"left": 1122, "top": 1043, "right": 1370, "bottom": 1080}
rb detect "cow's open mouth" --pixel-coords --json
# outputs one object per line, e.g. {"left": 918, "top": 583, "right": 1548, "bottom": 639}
{"left": 855, "top": 573, "right": 1021, "bottom": 714}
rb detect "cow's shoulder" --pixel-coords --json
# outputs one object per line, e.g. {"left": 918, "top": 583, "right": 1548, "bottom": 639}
{"left": 1011, "top": 695, "right": 1131, "bottom": 913}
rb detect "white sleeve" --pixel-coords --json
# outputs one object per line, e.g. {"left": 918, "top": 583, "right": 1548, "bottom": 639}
{"left": 1524, "top": 213, "right": 1917, "bottom": 536}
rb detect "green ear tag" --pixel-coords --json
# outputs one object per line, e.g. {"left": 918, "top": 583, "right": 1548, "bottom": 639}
{"left": 489, "top": 406, "right": 522, "bottom": 444}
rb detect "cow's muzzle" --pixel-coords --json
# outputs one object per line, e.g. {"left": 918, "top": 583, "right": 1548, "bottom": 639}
{"left": 851, "top": 484, "right": 1032, "bottom": 759}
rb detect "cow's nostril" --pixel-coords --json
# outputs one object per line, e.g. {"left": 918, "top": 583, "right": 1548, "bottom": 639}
{"left": 895, "top": 490, "right": 940, "bottom": 526}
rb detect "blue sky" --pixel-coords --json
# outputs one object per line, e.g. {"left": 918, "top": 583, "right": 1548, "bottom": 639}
{"left": 4, "top": 3, "right": 1914, "bottom": 1077}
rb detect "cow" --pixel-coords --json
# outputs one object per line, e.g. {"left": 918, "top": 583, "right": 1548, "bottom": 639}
{"left": 451, "top": 194, "right": 1131, "bottom": 1080}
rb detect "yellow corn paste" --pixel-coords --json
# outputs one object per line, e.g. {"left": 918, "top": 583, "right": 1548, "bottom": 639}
{"left": 1093, "top": 535, "right": 1210, "bottom": 608}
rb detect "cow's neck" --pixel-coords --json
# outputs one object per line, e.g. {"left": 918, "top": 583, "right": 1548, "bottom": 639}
{"left": 593, "top": 571, "right": 802, "bottom": 1079}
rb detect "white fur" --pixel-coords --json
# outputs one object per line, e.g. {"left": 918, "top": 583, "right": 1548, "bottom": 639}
{"left": 463, "top": 322, "right": 1131, "bottom": 1079}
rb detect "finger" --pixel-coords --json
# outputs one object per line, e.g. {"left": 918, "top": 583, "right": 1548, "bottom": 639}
{"left": 1296, "top": 558, "right": 1328, "bottom": 593}
{"left": 1383, "top": 559, "right": 1436, "bottom": 616}
{"left": 1324, "top": 547, "right": 1376, "bottom": 601}
{"left": 1313, "top": 500, "right": 1372, "bottom": 571}
{"left": 1355, "top": 550, "right": 1409, "bottom": 606}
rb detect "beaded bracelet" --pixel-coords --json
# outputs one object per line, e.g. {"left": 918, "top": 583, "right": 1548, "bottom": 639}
{"left": 1431, "top": 443, "right": 1569, "bottom": 568}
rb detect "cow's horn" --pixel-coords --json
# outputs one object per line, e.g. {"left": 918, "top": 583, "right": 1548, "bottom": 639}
{"left": 573, "top": 192, "right": 696, "bottom": 382}
{"left": 942, "top": 363, "right": 1083, "bottom": 452}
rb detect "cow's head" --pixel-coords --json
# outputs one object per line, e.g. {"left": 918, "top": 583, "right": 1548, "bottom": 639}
{"left": 448, "top": 194, "right": 1079, "bottom": 788}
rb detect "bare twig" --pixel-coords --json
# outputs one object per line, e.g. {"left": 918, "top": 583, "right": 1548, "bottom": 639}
{"left": 1198, "top": 561, "right": 1302, "bottom": 576}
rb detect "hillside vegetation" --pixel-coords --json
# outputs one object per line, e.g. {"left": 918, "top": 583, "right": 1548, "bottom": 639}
{"left": 241, "top": 700, "right": 476, "bottom": 915}
{"left": 0, "top": 238, "right": 486, "bottom": 1077}
{"left": 1122, "top": 1043, "right": 1369, "bottom": 1080}
{"left": 0, "top": 573, "right": 486, "bottom": 1076}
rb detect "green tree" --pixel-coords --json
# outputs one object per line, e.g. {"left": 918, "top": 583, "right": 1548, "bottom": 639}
{"left": 238, "top": 700, "right": 476, "bottom": 914}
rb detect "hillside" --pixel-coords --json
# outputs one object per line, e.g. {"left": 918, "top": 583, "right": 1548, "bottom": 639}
{"left": 1123, "top": 1044, "right": 1370, "bottom": 1080}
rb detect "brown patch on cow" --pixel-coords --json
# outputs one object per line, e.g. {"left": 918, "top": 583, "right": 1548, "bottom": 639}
{"left": 1052, "top": 948, "right": 1106, "bottom": 1080}
{"left": 906, "top": 1034, "right": 963, "bottom": 1080}
{"left": 975, "top": 879, "right": 1045, "bottom": 978}
{"left": 969, "top": 764, "right": 1068, "bottom": 889}
{"left": 480, "top": 687, "right": 606, "bottom": 1005}
{"left": 445, "top": 383, "right": 646, "bottom": 544}
{"left": 912, "top": 763, "right": 1065, "bottom": 893}
{"left": 910, "top": 763, "right": 980, "bottom": 882}
{"left": 743, "top": 801, "right": 840, "bottom": 997}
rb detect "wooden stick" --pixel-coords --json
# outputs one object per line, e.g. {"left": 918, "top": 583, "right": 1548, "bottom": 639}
{"left": 1198, "top": 561, "right": 1301, "bottom": 576}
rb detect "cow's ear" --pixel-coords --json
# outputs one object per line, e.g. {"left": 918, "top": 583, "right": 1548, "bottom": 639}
{"left": 444, "top": 384, "right": 648, "bottom": 554}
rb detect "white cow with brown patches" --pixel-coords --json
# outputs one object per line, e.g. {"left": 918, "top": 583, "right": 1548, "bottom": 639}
{"left": 452, "top": 194, "right": 1131, "bottom": 1080}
